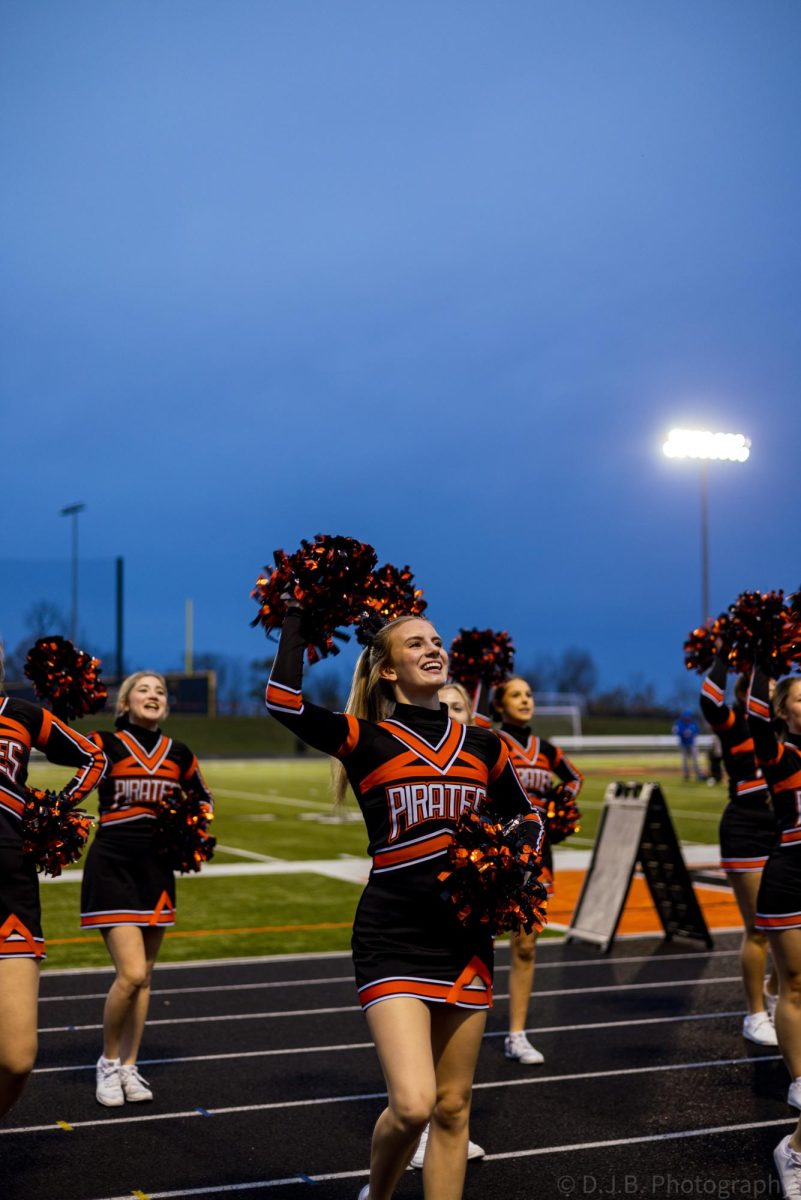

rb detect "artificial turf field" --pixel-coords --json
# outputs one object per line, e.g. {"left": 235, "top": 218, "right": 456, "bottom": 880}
{"left": 34, "top": 754, "right": 728, "bottom": 969}
{"left": 6, "top": 754, "right": 793, "bottom": 1197}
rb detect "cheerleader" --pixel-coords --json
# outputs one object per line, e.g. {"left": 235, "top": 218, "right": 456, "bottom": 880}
{"left": 267, "top": 606, "right": 542, "bottom": 1200}
{"left": 699, "top": 655, "right": 778, "bottom": 1045}
{"left": 409, "top": 680, "right": 486, "bottom": 1172}
{"left": 81, "top": 672, "right": 213, "bottom": 1107}
{"left": 0, "top": 649, "right": 106, "bottom": 1117}
{"left": 489, "top": 676, "right": 583, "bottom": 1065}
{"left": 747, "top": 671, "right": 801, "bottom": 1196}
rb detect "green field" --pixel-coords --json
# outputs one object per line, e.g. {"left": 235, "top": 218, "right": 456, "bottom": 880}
{"left": 33, "top": 754, "right": 726, "bottom": 971}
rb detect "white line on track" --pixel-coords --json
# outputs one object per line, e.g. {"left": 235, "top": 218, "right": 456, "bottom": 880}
{"left": 2, "top": 1056, "right": 783, "bottom": 1138}
{"left": 31, "top": 1010, "right": 748, "bottom": 1074}
{"left": 38, "top": 975, "right": 745, "bottom": 1032}
{"left": 38, "top": 948, "right": 743, "bottom": 1003}
{"left": 215, "top": 789, "right": 332, "bottom": 811}
{"left": 87, "top": 1115, "right": 798, "bottom": 1198}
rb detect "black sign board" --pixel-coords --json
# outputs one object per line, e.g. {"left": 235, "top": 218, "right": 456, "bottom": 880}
{"left": 565, "top": 781, "right": 713, "bottom": 953}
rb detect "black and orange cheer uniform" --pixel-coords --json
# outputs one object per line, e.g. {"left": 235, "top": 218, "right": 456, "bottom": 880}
{"left": 80, "top": 718, "right": 213, "bottom": 930}
{"left": 266, "top": 609, "right": 542, "bottom": 1011}
{"left": 747, "top": 669, "right": 801, "bottom": 932}
{"left": 699, "top": 657, "right": 776, "bottom": 873}
{"left": 494, "top": 723, "right": 583, "bottom": 895}
{"left": 0, "top": 696, "right": 106, "bottom": 959}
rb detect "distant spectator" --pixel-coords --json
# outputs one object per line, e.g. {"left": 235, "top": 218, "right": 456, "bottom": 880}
{"left": 672, "top": 710, "right": 703, "bottom": 781}
{"left": 706, "top": 733, "right": 724, "bottom": 785}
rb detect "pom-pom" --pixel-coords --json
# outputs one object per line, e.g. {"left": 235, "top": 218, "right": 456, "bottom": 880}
{"left": 153, "top": 788, "right": 216, "bottom": 874}
{"left": 24, "top": 636, "right": 108, "bottom": 720}
{"left": 728, "top": 590, "right": 794, "bottom": 676}
{"left": 354, "top": 564, "right": 428, "bottom": 646}
{"left": 22, "top": 788, "right": 94, "bottom": 877}
{"left": 682, "top": 614, "right": 732, "bottom": 674}
{"left": 438, "top": 809, "right": 547, "bottom": 934}
{"left": 544, "top": 785, "right": 581, "bottom": 845}
{"left": 448, "top": 628, "right": 516, "bottom": 691}
{"left": 251, "top": 535, "right": 378, "bottom": 663}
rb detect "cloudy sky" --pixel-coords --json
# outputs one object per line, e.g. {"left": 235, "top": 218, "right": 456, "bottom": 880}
{"left": 2, "top": 1, "right": 799, "bottom": 698}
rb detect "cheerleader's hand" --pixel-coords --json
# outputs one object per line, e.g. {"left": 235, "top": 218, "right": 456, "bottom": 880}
{"left": 504, "top": 811, "right": 545, "bottom": 861}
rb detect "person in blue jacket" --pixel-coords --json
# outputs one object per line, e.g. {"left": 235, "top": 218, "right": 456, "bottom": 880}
{"left": 673, "top": 710, "right": 703, "bottom": 781}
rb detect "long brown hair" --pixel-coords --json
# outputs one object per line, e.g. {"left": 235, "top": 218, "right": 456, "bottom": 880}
{"left": 332, "top": 615, "right": 429, "bottom": 808}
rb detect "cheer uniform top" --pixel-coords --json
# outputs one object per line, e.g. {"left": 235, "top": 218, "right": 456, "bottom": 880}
{"left": 747, "top": 670, "right": 801, "bottom": 931}
{"left": 80, "top": 718, "right": 213, "bottom": 929}
{"left": 0, "top": 696, "right": 106, "bottom": 959}
{"left": 699, "top": 657, "right": 776, "bottom": 874}
{"left": 266, "top": 609, "right": 542, "bottom": 1010}
{"left": 494, "top": 723, "right": 583, "bottom": 895}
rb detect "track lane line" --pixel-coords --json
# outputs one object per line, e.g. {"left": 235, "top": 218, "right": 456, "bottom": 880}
{"left": 3, "top": 1053, "right": 783, "bottom": 1136}
{"left": 37, "top": 975, "right": 746, "bottom": 1032}
{"left": 30, "top": 1009, "right": 750, "bottom": 1074}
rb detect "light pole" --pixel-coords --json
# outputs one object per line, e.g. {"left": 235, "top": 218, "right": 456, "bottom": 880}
{"left": 662, "top": 429, "right": 750, "bottom": 622}
{"left": 60, "top": 503, "right": 86, "bottom": 641}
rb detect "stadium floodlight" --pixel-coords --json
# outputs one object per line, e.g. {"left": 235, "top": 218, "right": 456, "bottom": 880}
{"left": 662, "top": 428, "right": 750, "bottom": 463}
{"left": 662, "top": 429, "right": 750, "bottom": 622}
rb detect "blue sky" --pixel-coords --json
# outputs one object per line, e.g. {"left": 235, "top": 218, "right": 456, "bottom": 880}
{"left": 2, "top": 1, "right": 799, "bottom": 699}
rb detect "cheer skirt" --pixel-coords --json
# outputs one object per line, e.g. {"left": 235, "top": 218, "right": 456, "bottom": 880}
{"left": 0, "top": 841, "right": 45, "bottom": 960}
{"left": 80, "top": 826, "right": 176, "bottom": 929}
{"left": 755, "top": 843, "right": 801, "bottom": 931}
{"left": 719, "top": 802, "right": 778, "bottom": 874}
{"left": 352, "top": 867, "right": 494, "bottom": 1011}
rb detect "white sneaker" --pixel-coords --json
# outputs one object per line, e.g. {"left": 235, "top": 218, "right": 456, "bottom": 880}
{"left": 120, "top": 1064, "right": 153, "bottom": 1102}
{"left": 788, "top": 1078, "right": 801, "bottom": 1110}
{"left": 743, "top": 1011, "right": 778, "bottom": 1046}
{"left": 356, "top": 1187, "right": 370, "bottom": 1200}
{"left": 774, "top": 1135, "right": 801, "bottom": 1198}
{"left": 410, "top": 1125, "right": 429, "bottom": 1169}
{"left": 765, "top": 988, "right": 779, "bottom": 1023}
{"left": 504, "top": 1031, "right": 544, "bottom": 1064}
{"left": 409, "top": 1124, "right": 486, "bottom": 1169}
{"left": 95, "top": 1055, "right": 124, "bottom": 1107}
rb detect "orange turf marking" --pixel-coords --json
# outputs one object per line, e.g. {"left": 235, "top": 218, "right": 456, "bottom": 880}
{"left": 548, "top": 868, "right": 740, "bottom": 934}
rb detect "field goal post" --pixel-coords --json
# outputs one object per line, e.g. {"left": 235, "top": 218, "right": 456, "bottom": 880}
{"left": 533, "top": 692, "right": 585, "bottom": 737}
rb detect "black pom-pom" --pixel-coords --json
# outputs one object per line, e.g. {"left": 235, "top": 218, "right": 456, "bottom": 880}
{"left": 543, "top": 785, "right": 581, "bottom": 845}
{"left": 251, "top": 535, "right": 378, "bottom": 663}
{"left": 22, "top": 789, "right": 94, "bottom": 877}
{"left": 153, "top": 788, "right": 216, "bottom": 874}
{"left": 448, "top": 628, "right": 515, "bottom": 691}
{"left": 438, "top": 809, "right": 547, "bottom": 934}
{"left": 24, "top": 637, "right": 108, "bottom": 721}
{"left": 728, "top": 590, "right": 795, "bottom": 676}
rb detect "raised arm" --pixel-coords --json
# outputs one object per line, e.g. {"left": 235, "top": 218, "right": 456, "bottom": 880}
{"left": 699, "top": 654, "right": 733, "bottom": 730}
{"left": 747, "top": 666, "right": 780, "bottom": 766}
{"left": 471, "top": 681, "right": 493, "bottom": 730}
{"left": 35, "top": 709, "right": 107, "bottom": 805}
{"left": 265, "top": 605, "right": 356, "bottom": 757}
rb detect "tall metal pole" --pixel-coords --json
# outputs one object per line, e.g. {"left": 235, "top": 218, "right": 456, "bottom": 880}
{"left": 60, "top": 503, "right": 85, "bottom": 641}
{"left": 700, "top": 461, "right": 709, "bottom": 623}
{"left": 115, "top": 557, "right": 124, "bottom": 681}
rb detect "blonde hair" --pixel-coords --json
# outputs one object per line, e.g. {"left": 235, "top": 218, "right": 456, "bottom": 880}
{"left": 439, "top": 682, "right": 474, "bottom": 726}
{"left": 773, "top": 676, "right": 801, "bottom": 738}
{"left": 332, "top": 615, "right": 433, "bottom": 808}
{"left": 116, "top": 671, "right": 169, "bottom": 719}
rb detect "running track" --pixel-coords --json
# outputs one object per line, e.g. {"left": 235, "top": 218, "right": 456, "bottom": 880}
{"left": 3, "top": 932, "right": 791, "bottom": 1199}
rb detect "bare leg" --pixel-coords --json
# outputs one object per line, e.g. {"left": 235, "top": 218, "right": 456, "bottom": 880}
{"left": 422, "top": 1006, "right": 487, "bottom": 1200}
{"left": 0, "top": 959, "right": 39, "bottom": 1118}
{"left": 768, "top": 927, "right": 801, "bottom": 1132}
{"left": 509, "top": 927, "right": 537, "bottom": 1032}
{"left": 728, "top": 872, "right": 771, "bottom": 1014}
{"left": 101, "top": 926, "right": 164, "bottom": 1061}
{"left": 365, "top": 998, "right": 438, "bottom": 1200}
